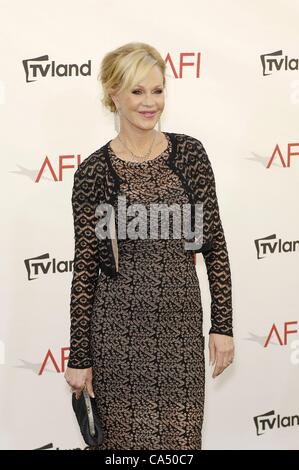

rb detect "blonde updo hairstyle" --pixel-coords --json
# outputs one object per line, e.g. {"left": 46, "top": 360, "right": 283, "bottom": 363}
{"left": 98, "top": 42, "right": 167, "bottom": 114}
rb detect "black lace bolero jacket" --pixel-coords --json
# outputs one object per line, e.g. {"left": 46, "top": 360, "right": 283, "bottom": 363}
{"left": 67, "top": 132, "right": 233, "bottom": 368}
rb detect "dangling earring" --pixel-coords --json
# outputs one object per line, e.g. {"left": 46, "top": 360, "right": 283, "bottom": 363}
{"left": 114, "top": 109, "right": 120, "bottom": 133}
{"left": 157, "top": 118, "right": 161, "bottom": 132}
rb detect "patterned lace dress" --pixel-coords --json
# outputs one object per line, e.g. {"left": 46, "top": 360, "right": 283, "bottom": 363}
{"left": 90, "top": 133, "right": 205, "bottom": 450}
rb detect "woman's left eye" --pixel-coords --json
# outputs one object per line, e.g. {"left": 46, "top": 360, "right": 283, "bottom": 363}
{"left": 132, "top": 90, "right": 163, "bottom": 94}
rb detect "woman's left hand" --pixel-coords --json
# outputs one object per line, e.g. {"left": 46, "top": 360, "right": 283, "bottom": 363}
{"left": 209, "top": 333, "right": 234, "bottom": 378}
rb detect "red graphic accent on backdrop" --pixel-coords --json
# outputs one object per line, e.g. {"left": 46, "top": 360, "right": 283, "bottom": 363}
{"left": 264, "top": 321, "right": 298, "bottom": 347}
{"left": 266, "top": 143, "right": 299, "bottom": 168}
{"left": 38, "top": 347, "right": 70, "bottom": 374}
{"left": 35, "top": 155, "right": 81, "bottom": 182}
{"left": 165, "top": 52, "right": 201, "bottom": 78}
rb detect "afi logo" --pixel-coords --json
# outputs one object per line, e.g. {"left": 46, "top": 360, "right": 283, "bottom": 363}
{"left": 39, "top": 348, "right": 70, "bottom": 374}
{"left": 165, "top": 52, "right": 201, "bottom": 78}
{"left": 266, "top": 143, "right": 299, "bottom": 168}
{"left": 35, "top": 154, "right": 81, "bottom": 182}
{"left": 264, "top": 322, "right": 298, "bottom": 347}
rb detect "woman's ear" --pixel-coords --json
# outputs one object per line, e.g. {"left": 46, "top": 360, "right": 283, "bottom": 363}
{"left": 110, "top": 93, "right": 119, "bottom": 110}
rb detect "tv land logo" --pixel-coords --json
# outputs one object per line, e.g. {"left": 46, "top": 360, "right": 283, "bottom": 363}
{"left": 260, "top": 50, "right": 299, "bottom": 76}
{"left": 254, "top": 234, "right": 299, "bottom": 259}
{"left": 254, "top": 410, "right": 299, "bottom": 436}
{"left": 22, "top": 55, "right": 91, "bottom": 83}
{"left": 24, "top": 253, "right": 73, "bottom": 280}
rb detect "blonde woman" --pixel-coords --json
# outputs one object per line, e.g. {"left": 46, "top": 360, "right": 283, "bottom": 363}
{"left": 64, "top": 42, "right": 234, "bottom": 450}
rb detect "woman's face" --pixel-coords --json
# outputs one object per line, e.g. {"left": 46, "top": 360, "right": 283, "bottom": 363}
{"left": 111, "top": 65, "right": 165, "bottom": 131}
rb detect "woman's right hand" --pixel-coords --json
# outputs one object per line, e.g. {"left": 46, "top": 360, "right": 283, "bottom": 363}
{"left": 64, "top": 366, "right": 95, "bottom": 400}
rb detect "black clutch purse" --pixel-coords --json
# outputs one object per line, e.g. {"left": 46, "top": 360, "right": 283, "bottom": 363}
{"left": 72, "top": 386, "right": 104, "bottom": 447}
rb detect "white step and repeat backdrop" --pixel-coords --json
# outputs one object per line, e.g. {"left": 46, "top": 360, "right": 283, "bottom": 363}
{"left": 1, "top": 0, "right": 298, "bottom": 450}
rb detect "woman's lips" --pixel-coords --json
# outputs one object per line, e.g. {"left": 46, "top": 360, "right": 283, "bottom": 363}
{"left": 139, "top": 111, "right": 156, "bottom": 118}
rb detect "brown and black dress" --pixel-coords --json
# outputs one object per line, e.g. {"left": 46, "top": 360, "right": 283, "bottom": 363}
{"left": 90, "top": 133, "right": 205, "bottom": 450}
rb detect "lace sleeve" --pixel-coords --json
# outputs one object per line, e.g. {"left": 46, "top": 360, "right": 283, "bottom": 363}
{"left": 198, "top": 141, "right": 234, "bottom": 337}
{"left": 67, "top": 165, "right": 100, "bottom": 368}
